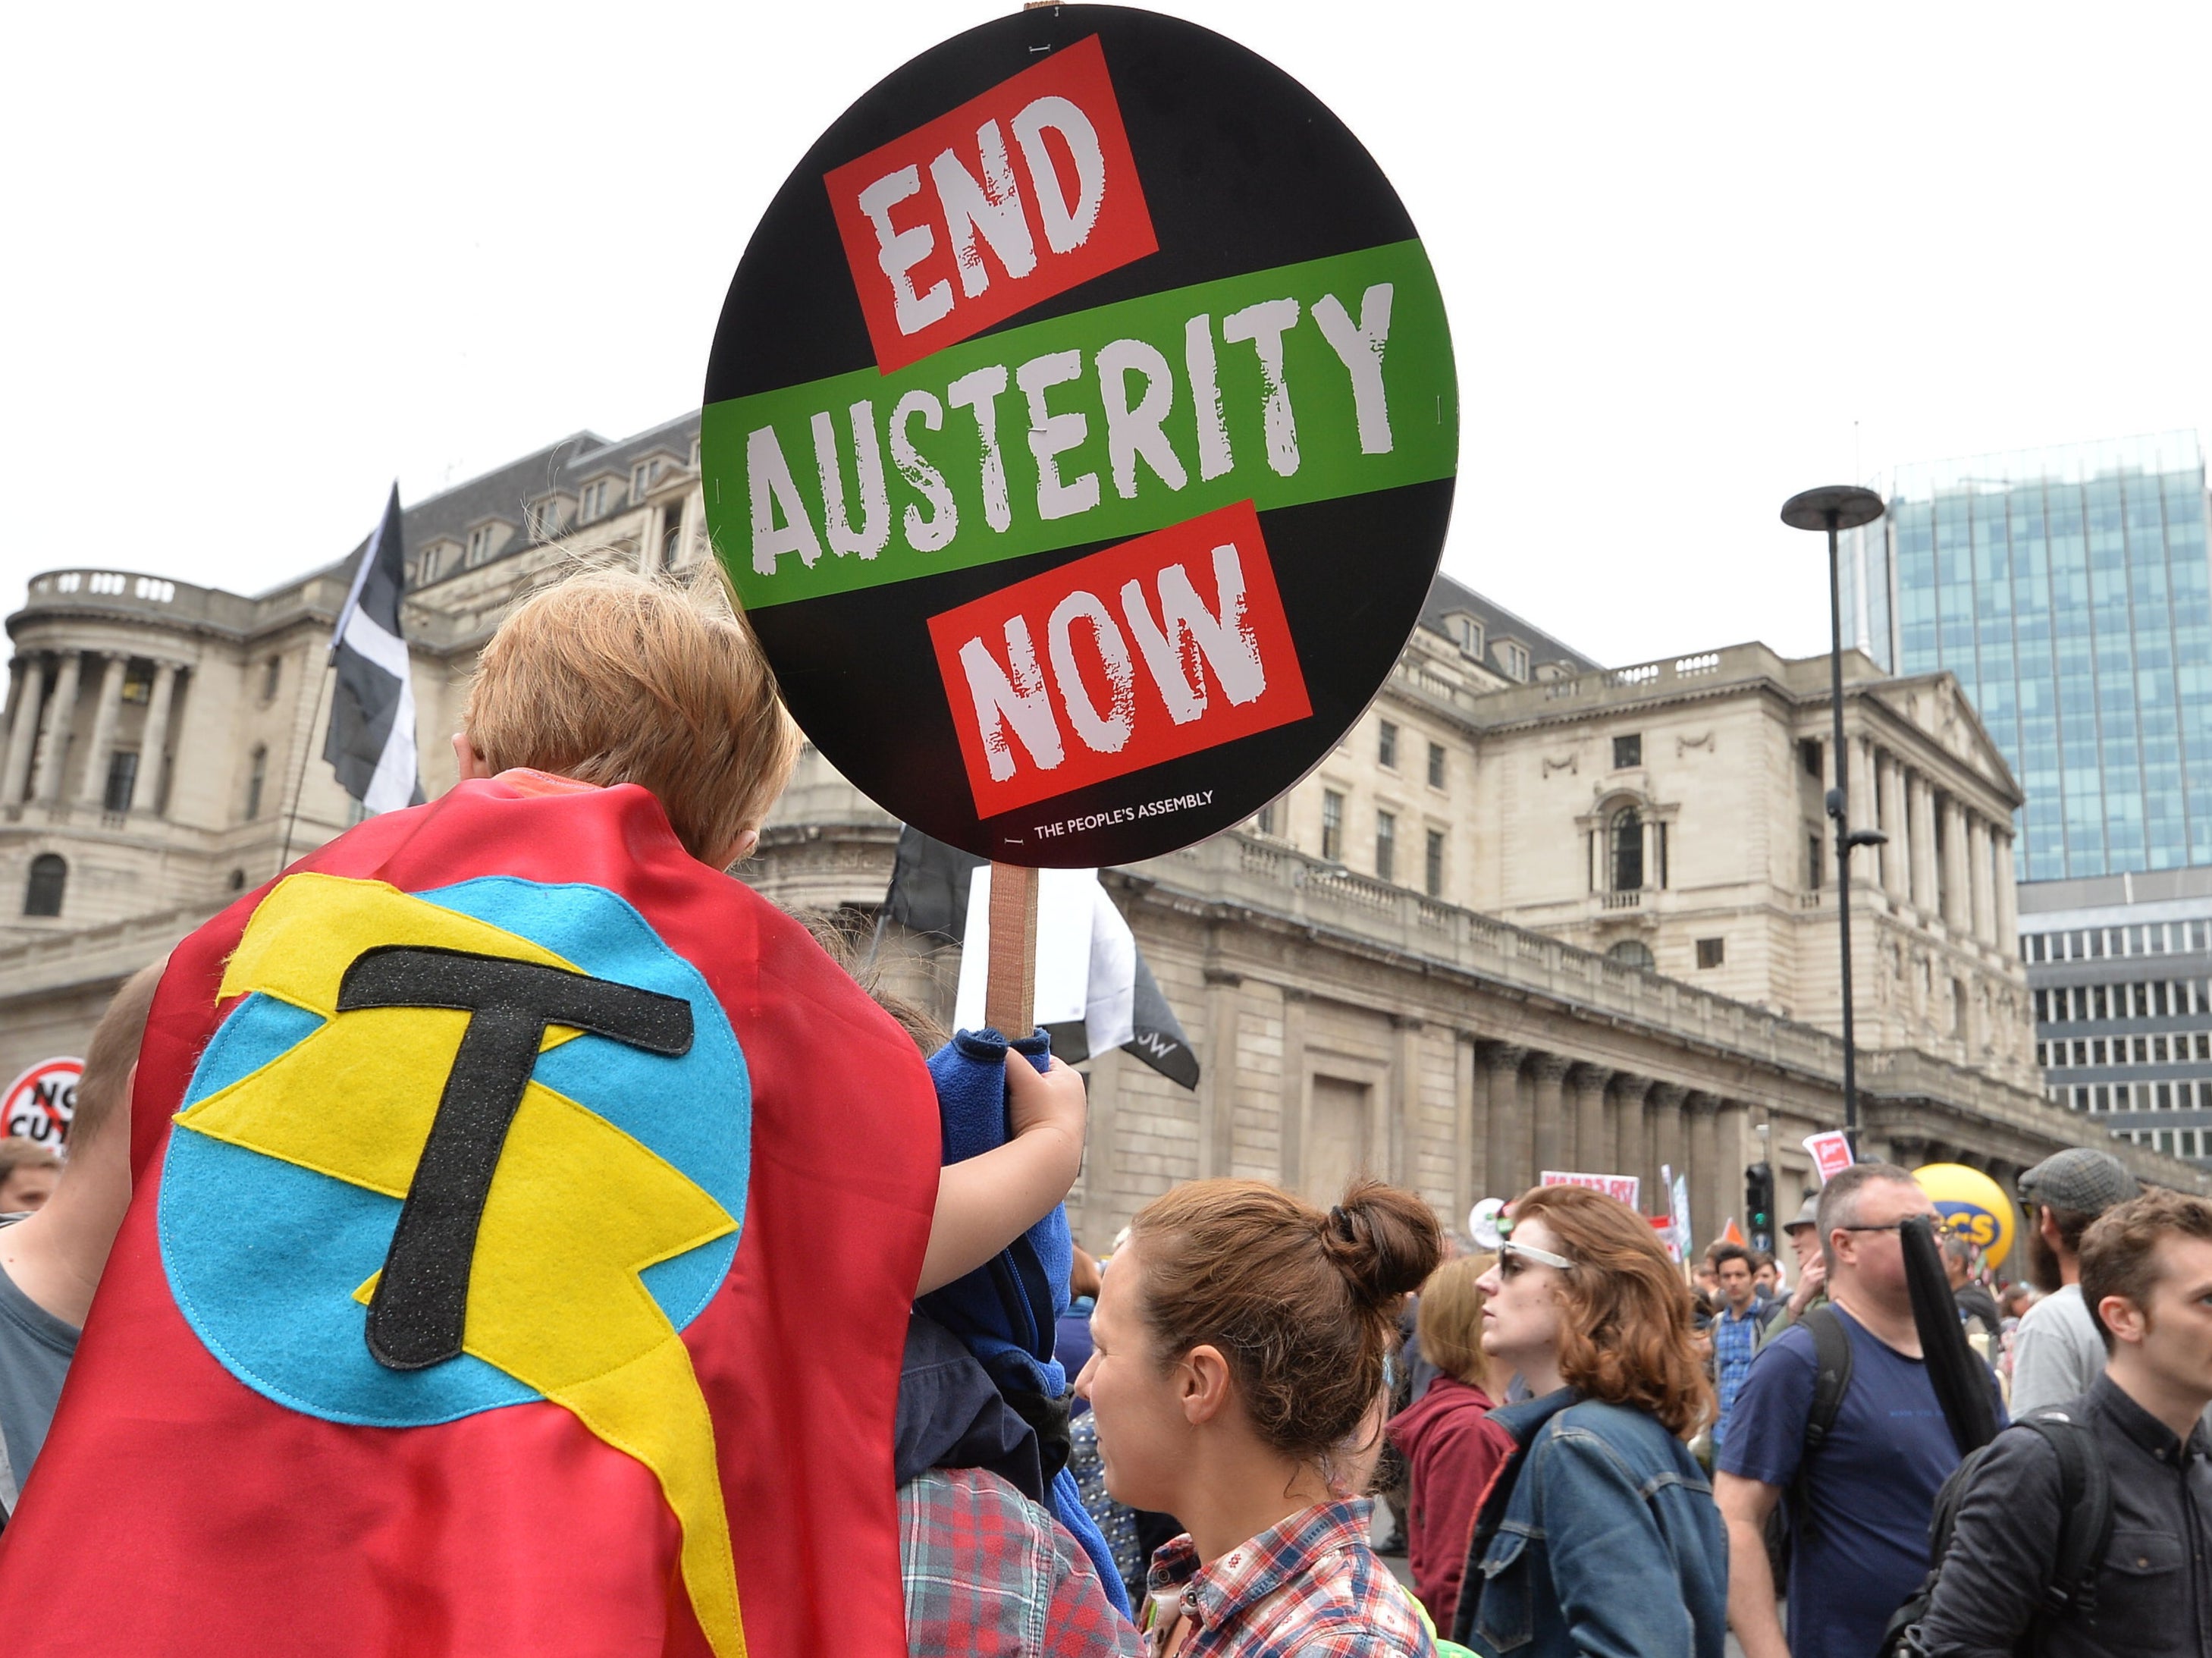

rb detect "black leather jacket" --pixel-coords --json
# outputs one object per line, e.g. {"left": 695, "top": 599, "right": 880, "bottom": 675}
{"left": 1919, "top": 1371, "right": 2212, "bottom": 1658}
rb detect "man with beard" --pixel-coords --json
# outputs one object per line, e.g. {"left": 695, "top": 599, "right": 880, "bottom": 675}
{"left": 2009, "top": 1148, "right": 2138, "bottom": 1414}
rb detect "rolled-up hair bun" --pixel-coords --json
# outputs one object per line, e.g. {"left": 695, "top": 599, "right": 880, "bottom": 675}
{"left": 1322, "top": 1177, "right": 1445, "bottom": 1307}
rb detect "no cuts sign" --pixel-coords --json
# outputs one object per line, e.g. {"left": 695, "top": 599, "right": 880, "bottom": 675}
{"left": 3, "top": 1057, "right": 80, "bottom": 1148}
{"left": 704, "top": 6, "right": 1457, "bottom": 863}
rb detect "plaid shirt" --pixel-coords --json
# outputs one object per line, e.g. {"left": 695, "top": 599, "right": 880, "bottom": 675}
{"left": 899, "top": 1465, "right": 1143, "bottom": 1657}
{"left": 1711, "top": 1301, "right": 1760, "bottom": 1448}
{"left": 1143, "top": 1499, "right": 1435, "bottom": 1658}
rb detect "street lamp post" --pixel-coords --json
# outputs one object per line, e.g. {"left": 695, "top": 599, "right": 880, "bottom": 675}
{"left": 1781, "top": 485, "right": 1887, "bottom": 1154}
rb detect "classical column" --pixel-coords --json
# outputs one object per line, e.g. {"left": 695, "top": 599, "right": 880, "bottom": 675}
{"left": 2, "top": 655, "right": 44, "bottom": 805}
{"left": 1994, "top": 831, "right": 2019, "bottom": 953}
{"left": 138, "top": 662, "right": 180, "bottom": 815}
{"left": 1908, "top": 771, "right": 1939, "bottom": 914}
{"left": 1967, "top": 813, "right": 1994, "bottom": 944}
{"left": 1942, "top": 797, "right": 1971, "bottom": 931}
{"left": 676, "top": 488, "right": 704, "bottom": 567}
{"left": 1482, "top": 1044, "right": 1526, "bottom": 1201}
{"left": 1715, "top": 1098, "right": 1755, "bottom": 1243}
{"left": 1390, "top": 1016, "right": 1423, "bottom": 1186}
{"left": 76, "top": 653, "right": 128, "bottom": 807}
{"left": 30, "top": 650, "right": 81, "bottom": 802}
{"left": 1849, "top": 738, "right": 1877, "bottom": 886}
{"left": 1649, "top": 1082, "right": 1687, "bottom": 1218}
{"left": 1453, "top": 1032, "right": 1479, "bottom": 1230}
{"left": 1570, "top": 1064, "right": 1611, "bottom": 1173}
{"left": 1197, "top": 968, "right": 1241, "bottom": 1178}
{"left": 1278, "top": 988, "right": 1308, "bottom": 1197}
{"left": 1611, "top": 1076, "right": 1654, "bottom": 1198}
{"left": 1878, "top": 752, "right": 1909, "bottom": 900}
{"left": 1530, "top": 1052, "right": 1572, "bottom": 1180}
{"left": 1686, "top": 1093, "right": 1721, "bottom": 1250}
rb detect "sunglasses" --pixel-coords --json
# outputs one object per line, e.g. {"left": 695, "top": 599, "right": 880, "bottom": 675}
{"left": 1498, "top": 1239, "right": 1575, "bottom": 1276}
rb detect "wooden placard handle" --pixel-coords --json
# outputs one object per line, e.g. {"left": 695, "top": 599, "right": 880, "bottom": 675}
{"left": 984, "top": 861, "right": 1039, "bottom": 1037}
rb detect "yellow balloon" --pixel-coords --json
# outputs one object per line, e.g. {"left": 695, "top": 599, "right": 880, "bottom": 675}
{"left": 1913, "top": 1163, "right": 2016, "bottom": 1270}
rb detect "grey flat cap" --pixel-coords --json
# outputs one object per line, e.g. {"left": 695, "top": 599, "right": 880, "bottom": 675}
{"left": 2018, "top": 1148, "right": 2138, "bottom": 1217}
{"left": 1782, "top": 1194, "right": 1821, "bottom": 1234}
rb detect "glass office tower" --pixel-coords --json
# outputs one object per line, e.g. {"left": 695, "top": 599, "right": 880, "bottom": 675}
{"left": 1872, "top": 432, "right": 2212, "bottom": 882}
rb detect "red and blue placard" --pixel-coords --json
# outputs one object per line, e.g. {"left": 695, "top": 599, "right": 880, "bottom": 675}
{"left": 703, "top": 5, "right": 1457, "bottom": 865}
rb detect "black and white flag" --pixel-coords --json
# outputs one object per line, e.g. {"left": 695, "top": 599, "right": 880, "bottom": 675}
{"left": 883, "top": 824, "right": 1200, "bottom": 1088}
{"left": 324, "top": 485, "right": 424, "bottom": 815}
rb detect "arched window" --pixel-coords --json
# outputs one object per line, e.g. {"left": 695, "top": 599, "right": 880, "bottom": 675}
{"left": 1607, "top": 938, "right": 1655, "bottom": 971}
{"left": 1611, "top": 807, "right": 1644, "bottom": 891}
{"left": 24, "top": 853, "right": 65, "bottom": 918}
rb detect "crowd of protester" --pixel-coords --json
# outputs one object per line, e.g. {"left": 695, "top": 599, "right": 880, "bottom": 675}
{"left": 0, "top": 564, "right": 2207, "bottom": 1656}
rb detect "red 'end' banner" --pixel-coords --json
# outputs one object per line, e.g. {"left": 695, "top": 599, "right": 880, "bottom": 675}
{"left": 824, "top": 34, "right": 1157, "bottom": 375}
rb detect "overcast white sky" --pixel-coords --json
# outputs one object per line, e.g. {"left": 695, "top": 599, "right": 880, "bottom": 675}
{"left": 6, "top": 2, "right": 2210, "bottom": 667}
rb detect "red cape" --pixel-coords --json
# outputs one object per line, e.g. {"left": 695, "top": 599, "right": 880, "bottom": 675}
{"left": 0, "top": 776, "right": 938, "bottom": 1656}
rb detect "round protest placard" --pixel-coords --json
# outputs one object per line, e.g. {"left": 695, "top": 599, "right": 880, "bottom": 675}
{"left": 2, "top": 1056, "right": 80, "bottom": 1148}
{"left": 704, "top": 5, "right": 1457, "bottom": 865}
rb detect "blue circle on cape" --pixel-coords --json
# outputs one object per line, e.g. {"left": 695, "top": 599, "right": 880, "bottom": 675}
{"left": 156, "top": 877, "right": 751, "bottom": 1427}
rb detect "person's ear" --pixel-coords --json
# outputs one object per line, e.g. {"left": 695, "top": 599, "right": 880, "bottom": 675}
{"left": 726, "top": 828, "right": 759, "bottom": 865}
{"left": 452, "top": 733, "right": 490, "bottom": 782}
{"left": 2097, "top": 1292, "right": 2148, "bottom": 1348}
{"left": 1179, "top": 1343, "right": 1232, "bottom": 1426}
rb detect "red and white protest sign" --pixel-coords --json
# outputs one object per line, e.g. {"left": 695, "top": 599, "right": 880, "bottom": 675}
{"left": 927, "top": 498, "right": 1310, "bottom": 818}
{"left": 824, "top": 34, "right": 1157, "bottom": 375}
{"left": 2, "top": 1057, "right": 81, "bottom": 1148}
{"left": 1804, "top": 1129, "right": 1854, "bottom": 1183}
{"left": 1540, "top": 1169, "right": 1642, "bottom": 1209}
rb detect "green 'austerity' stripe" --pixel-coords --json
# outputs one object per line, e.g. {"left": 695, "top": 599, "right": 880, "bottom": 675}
{"left": 702, "top": 239, "right": 1456, "bottom": 609}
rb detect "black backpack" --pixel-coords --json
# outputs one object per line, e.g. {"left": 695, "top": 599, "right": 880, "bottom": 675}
{"left": 1878, "top": 1408, "right": 2116, "bottom": 1658}
{"left": 1762, "top": 1302, "right": 1855, "bottom": 1586}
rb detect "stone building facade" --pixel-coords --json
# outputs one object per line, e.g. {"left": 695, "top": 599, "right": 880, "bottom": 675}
{"left": 3, "top": 410, "right": 2199, "bottom": 1261}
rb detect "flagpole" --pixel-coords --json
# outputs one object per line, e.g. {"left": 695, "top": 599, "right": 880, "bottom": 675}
{"left": 983, "top": 862, "right": 1038, "bottom": 1036}
{"left": 275, "top": 652, "right": 334, "bottom": 879}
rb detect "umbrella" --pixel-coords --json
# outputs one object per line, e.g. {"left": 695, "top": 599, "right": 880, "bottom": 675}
{"left": 1902, "top": 1215, "right": 1999, "bottom": 1456}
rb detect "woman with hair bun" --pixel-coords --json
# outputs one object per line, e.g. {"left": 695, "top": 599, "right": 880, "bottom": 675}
{"left": 1451, "top": 1184, "right": 1727, "bottom": 1658}
{"left": 1075, "top": 1176, "right": 1445, "bottom": 1656}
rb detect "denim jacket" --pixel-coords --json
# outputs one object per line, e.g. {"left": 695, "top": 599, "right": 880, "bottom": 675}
{"left": 1451, "top": 1389, "right": 1727, "bottom": 1658}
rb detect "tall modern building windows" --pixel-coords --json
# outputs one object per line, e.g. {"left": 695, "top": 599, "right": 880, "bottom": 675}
{"left": 1864, "top": 433, "right": 2212, "bottom": 881}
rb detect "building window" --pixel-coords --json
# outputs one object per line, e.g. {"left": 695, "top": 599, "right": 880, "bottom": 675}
{"left": 103, "top": 749, "right": 137, "bottom": 813}
{"left": 1376, "top": 810, "right": 1397, "bottom": 883}
{"left": 529, "top": 498, "right": 564, "bottom": 540}
{"left": 1608, "top": 938, "right": 1656, "bottom": 971}
{"left": 1613, "top": 733, "right": 1642, "bottom": 769}
{"left": 1451, "top": 614, "right": 1484, "bottom": 658}
{"left": 122, "top": 662, "right": 153, "bottom": 704}
{"left": 1378, "top": 721, "right": 1398, "bottom": 769}
{"left": 1426, "top": 742, "right": 1446, "bottom": 790}
{"left": 23, "top": 853, "right": 65, "bottom": 918}
{"left": 1498, "top": 640, "right": 1530, "bottom": 681}
{"left": 1696, "top": 936, "right": 1724, "bottom": 969}
{"left": 261, "top": 655, "right": 281, "bottom": 702}
{"left": 1425, "top": 828, "right": 1445, "bottom": 897}
{"left": 466, "top": 524, "right": 497, "bottom": 567}
{"left": 1255, "top": 799, "right": 1278, "bottom": 836}
{"left": 661, "top": 514, "right": 683, "bottom": 568}
{"left": 1611, "top": 807, "right": 1644, "bottom": 891}
{"left": 1809, "top": 832, "right": 1824, "bottom": 890}
{"left": 245, "top": 744, "right": 268, "bottom": 821}
{"left": 1321, "top": 790, "right": 1344, "bottom": 862}
{"left": 1800, "top": 738, "right": 1823, "bottom": 778}
{"left": 580, "top": 479, "right": 610, "bottom": 521}
{"left": 227, "top": 867, "right": 246, "bottom": 892}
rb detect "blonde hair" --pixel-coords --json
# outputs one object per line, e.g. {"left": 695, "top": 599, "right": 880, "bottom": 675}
{"left": 1415, "top": 1253, "right": 1495, "bottom": 1390}
{"left": 462, "top": 567, "right": 799, "bottom": 864}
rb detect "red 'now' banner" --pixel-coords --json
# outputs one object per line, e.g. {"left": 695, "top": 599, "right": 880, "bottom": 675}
{"left": 927, "top": 499, "right": 1311, "bottom": 819}
{"left": 824, "top": 34, "right": 1157, "bottom": 374}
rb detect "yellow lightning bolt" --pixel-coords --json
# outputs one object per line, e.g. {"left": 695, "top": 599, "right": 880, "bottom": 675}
{"left": 177, "top": 874, "right": 747, "bottom": 1658}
